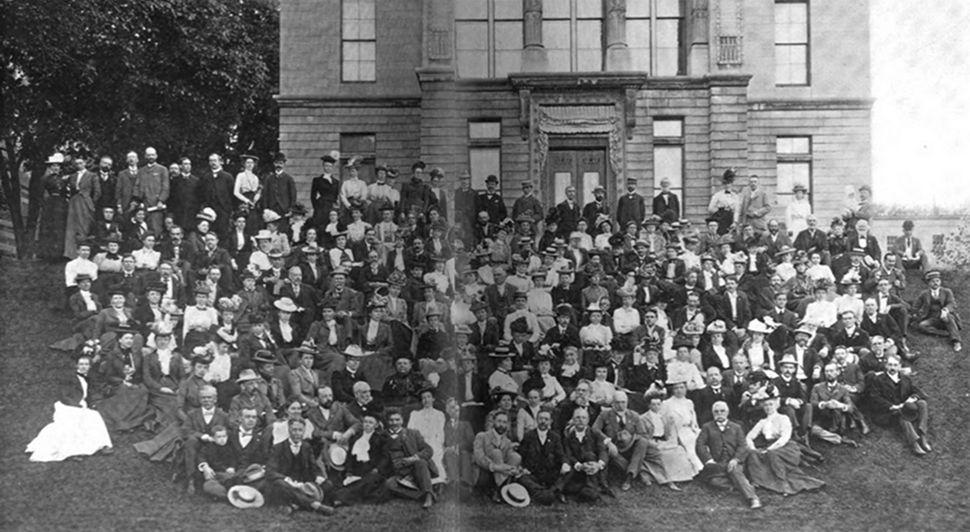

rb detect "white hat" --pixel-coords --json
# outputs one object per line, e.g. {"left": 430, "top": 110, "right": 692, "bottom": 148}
{"left": 45, "top": 153, "right": 65, "bottom": 165}
{"left": 329, "top": 445, "right": 347, "bottom": 470}
{"left": 227, "top": 485, "right": 265, "bottom": 509}
{"left": 273, "top": 297, "right": 299, "bottom": 313}
{"left": 197, "top": 207, "right": 217, "bottom": 222}
{"left": 263, "top": 209, "right": 282, "bottom": 223}
{"left": 500, "top": 482, "right": 531, "bottom": 507}
{"left": 254, "top": 229, "right": 273, "bottom": 240}
{"left": 746, "top": 319, "right": 770, "bottom": 334}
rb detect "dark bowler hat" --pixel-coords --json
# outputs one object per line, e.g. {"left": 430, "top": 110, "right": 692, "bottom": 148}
{"left": 321, "top": 154, "right": 337, "bottom": 163}
{"left": 274, "top": 152, "right": 287, "bottom": 163}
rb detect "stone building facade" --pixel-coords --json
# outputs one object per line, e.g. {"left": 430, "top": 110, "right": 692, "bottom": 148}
{"left": 278, "top": 0, "right": 871, "bottom": 224}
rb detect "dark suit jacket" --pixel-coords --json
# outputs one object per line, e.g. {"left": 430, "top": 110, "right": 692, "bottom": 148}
{"left": 860, "top": 312, "right": 902, "bottom": 340}
{"left": 181, "top": 407, "right": 231, "bottom": 440}
{"left": 267, "top": 439, "right": 323, "bottom": 482}
{"left": 519, "top": 429, "right": 566, "bottom": 485}
{"left": 331, "top": 368, "right": 369, "bottom": 405}
{"left": 652, "top": 191, "right": 680, "bottom": 219}
{"left": 169, "top": 173, "right": 201, "bottom": 228}
{"left": 306, "top": 402, "right": 361, "bottom": 442}
{"left": 555, "top": 200, "right": 582, "bottom": 236}
{"left": 696, "top": 420, "right": 749, "bottom": 464}
{"left": 693, "top": 386, "right": 738, "bottom": 426}
{"left": 716, "top": 291, "right": 752, "bottom": 330}
{"left": 912, "top": 288, "right": 961, "bottom": 324}
{"left": 592, "top": 408, "right": 647, "bottom": 445}
{"left": 59, "top": 374, "right": 92, "bottom": 407}
{"left": 554, "top": 401, "right": 601, "bottom": 435}
{"left": 345, "top": 430, "right": 390, "bottom": 477}
{"left": 616, "top": 193, "right": 645, "bottom": 229}
{"left": 444, "top": 418, "right": 475, "bottom": 453}
{"left": 867, "top": 372, "right": 926, "bottom": 426}
{"left": 562, "top": 427, "right": 608, "bottom": 467}
{"left": 541, "top": 324, "right": 582, "bottom": 353}
{"left": 94, "top": 172, "right": 117, "bottom": 212}
{"left": 134, "top": 163, "right": 169, "bottom": 207}
{"left": 116, "top": 168, "right": 139, "bottom": 214}
{"left": 142, "top": 348, "right": 186, "bottom": 393}
{"left": 382, "top": 428, "right": 437, "bottom": 477}
{"left": 229, "top": 427, "right": 268, "bottom": 467}
{"left": 201, "top": 170, "right": 235, "bottom": 215}
{"left": 793, "top": 228, "right": 828, "bottom": 255}
{"left": 581, "top": 201, "right": 610, "bottom": 229}
{"left": 69, "top": 291, "right": 102, "bottom": 323}
{"left": 262, "top": 171, "right": 297, "bottom": 216}
{"left": 831, "top": 327, "right": 871, "bottom": 354}
{"left": 759, "top": 231, "right": 792, "bottom": 258}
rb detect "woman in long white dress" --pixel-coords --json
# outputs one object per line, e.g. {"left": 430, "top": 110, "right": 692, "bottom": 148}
{"left": 660, "top": 381, "right": 704, "bottom": 472}
{"left": 407, "top": 387, "right": 447, "bottom": 482}
{"left": 27, "top": 354, "right": 113, "bottom": 462}
{"left": 640, "top": 393, "right": 697, "bottom": 486}
{"left": 785, "top": 185, "right": 812, "bottom": 237}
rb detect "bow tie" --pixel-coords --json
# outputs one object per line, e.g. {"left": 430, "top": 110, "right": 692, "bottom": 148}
{"left": 241, "top": 431, "right": 253, "bottom": 437}
{"left": 105, "top": 254, "right": 119, "bottom": 260}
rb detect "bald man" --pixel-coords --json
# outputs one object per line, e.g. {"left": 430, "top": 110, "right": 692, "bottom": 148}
{"left": 695, "top": 401, "right": 761, "bottom": 509}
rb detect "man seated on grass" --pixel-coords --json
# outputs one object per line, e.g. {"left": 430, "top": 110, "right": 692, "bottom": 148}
{"left": 867, "top": 355, "right": 931, "bottom": 456}
{"left": 911, "top": 271, "right": 962, "bottom": 353}
{"left": 266, "top": 418, "right": 336, "bottom": 516}
{"left": 695, "top": 401, "right": 761, "bottom": 510}
{"left": 808, "top": 363, "right": 866, "bottom": 448}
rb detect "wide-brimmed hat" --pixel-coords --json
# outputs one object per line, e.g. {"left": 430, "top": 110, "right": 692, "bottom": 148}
{"left": 746, "top": 319, "right": 770, "bottom": 334}
{"left": 299, "top": 482, "right": 324, "bottom": 502}
{"left": 196, "top": 207, "right": 217, "bottom": 222}
{"left": 254, "top": 229, "right": 273, "bottom": 240}
{"left": 252, "top": 350, "right": 277, "bottom": 365}
{"left": 671, "top": 335, "right": 693, "bottom": 350}
{"left": 489, "top": 346, "right": 514, "bottom": 359}
{"left": 794, "top": 323, "right": 816, "bottom": 337}
{"left": 236, "top": 369, "right": 260, "bottom": 384}
{"left": 706, "top": 320, "right": 727, "bottom": 334}
{"left": 777, "top": 353, "right": 799, "bottom": 367}
{"left": 682, "top": 321, "right": 705, "bottom": 336}
{"left": 274, "top": 297, "right": 299, "bottom": 313}
{"left": 774, "top": 245, "right": 796, "bottom": 258}
{"left": 262, "top": 209, "right": 281, "bottom": 224}
{"left": 329, "top": 445, "right": 348, "bottom": 471}
{"left": 900, "top": 401, "right": 921, "bottom": 422}
{"left": 343, "top": 344, "right": 369, "bottom": 358}
{"left": 45, "top": 153, "right": 66, "bottom": 165}
{"left": 586, "top": 303, "right": 604, "bottom": 313}
{"left": 500, "top": 482, "right": 531, "bottom": 508}
{"left": 227, "top": 485, "right": 265, "bottom": 509}
{"left": 454, "top": 324, "right": 472, "bottom": 335}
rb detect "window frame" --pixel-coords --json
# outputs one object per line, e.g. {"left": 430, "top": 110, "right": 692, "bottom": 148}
{"left": 455, "top": 0, "right": 524, "bottom": 79}
{"left": 468, "top": 119, "right": 503, "bottom": 191}
{"left": 775, "top": 135, "right": 813, "bottom": 208}
{"left": 652, "top": 117, "right": 686, "bottom": 207}
{"left": 627, "top": 0, "right": 687, "bottom": 76}
{"left": 542, "top": 0, "right": 604, "bottom": 73}
{"left": 339, "top": 132, "right": 378, "bottom": 183}
{"left": 341, "top": 0, "right": 377, "bottom": 83}
{"left": 774, "top": 0, "right": 811, "bottom": 87}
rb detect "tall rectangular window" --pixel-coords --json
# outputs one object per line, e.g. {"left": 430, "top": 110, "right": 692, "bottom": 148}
{"left": 628, "top": 0, "right": 686, "bottom": 75}
{"left": 342, "top": 0, "right": 376, "bottom": 82}
{"left": 653, "top": 118, "right": 684, "bottom": 208}
{"left": 776, "top": 136, "right": 812, "bottom": 207}
{"left": 775, "top": 0, "right": 809, "bottom": 85}
{"left": 456, "top": 0, "right": 523, "bottom": 78}
{"left": 340, "top": 133, "right": 377, "bottom": 182}
{"left": 468, "top": 121, "right": 502, "bottom": 190}
{"left": 543, "top": 0, "right": 603, "bottom": 72}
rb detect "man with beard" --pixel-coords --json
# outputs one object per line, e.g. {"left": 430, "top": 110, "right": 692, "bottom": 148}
{"left": 554, "top": 379, "right": 601, "bottom": 434}
{"left": 180, "top": 386, "right": 230, "bottom": 494}
{"left": 581, "top": 187, "right": 610, "bottom": 230}
{"left": 593, "top": 391, "right": 665, "bottom": 492}
{"left": 772, "top": 354, "right": 810, "bottom": 443}
{"left": 201, "top": 154, "right": 234, "bottom": 239}
{"left": 93, "top": 156, "right": 116, "bottom": 213}
{"left": 266, "top": 418, "right": 335, "bottom": 515}
{"left": 473, "top": 410, "right": 523, "bottom": 501}
{"left": 759, "top": 219, "right": 792, "bottom": 258}
{"left": 116, "top": 151, "right": 140, "bottom": 218}
{"left": 346, "top": 381, "right": 384, "bottom": 422}
{"left": 263, "top": 153, "right": 297, "bottom": 235}
{"left": 306, "top": 386, "right": 360, "bottom": 476}
{"left": 560, "top": 408, "right": 610, "bottom": 503}
{"left": 911, "top": 271, "right": 962, "bottom": 352}
{"left": 134, "top": 147, "right": 169, "bottom": 236}
{"left": 475, "top": 174, "right": 507, "bottom": 228}
{"left": 652, "top": 177, "right": 681, "bottom": 220}
{"left": 453, "top": 171, "right": 478, "bottom": 244}
{"left": 616, "top": 178, "right": 645, "bottom": 231}
{"left": 808, "top": 363, "right": 865, "bottom": 448}
{"left": 169, "top": 157, "right": 201, "bottom": 230}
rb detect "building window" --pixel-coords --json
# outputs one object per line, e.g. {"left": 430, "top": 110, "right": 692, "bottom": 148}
{"left": 775, "top": 0, "right": 809, "bottom": 85}
{"left": 342, "top": 0, "right": 376, "bottom": 82}
{"left": 653, "top": 118, "right": 684, "bottom": 208}
{"left": 455, "top": 0, "right": 523, "bottom": 78}
{"left": 468, "top": 120, "right": 502, "bottom": 191}
{"left": 544, "top": 0, "right": 603, "bottom": 72}
{"left": 340, "top": 133, "right": 377, "bottom": 182}
{"left": 776, "top": 136, "right": 812, "bottom": 208}
{"left": 628, "top": 0, "right": 686, "bottom": 76}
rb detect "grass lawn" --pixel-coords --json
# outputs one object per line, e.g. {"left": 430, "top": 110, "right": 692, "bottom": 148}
{"left": 1, "top": 259, "right": 968, "bottom": 532}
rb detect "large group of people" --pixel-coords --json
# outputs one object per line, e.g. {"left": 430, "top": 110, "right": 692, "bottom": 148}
{"left": 25, "top": 148, "right": 962, "bottom": 516}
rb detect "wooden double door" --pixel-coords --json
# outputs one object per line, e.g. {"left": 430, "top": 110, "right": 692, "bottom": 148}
{"left": 544, "top": 146, "right": 609, "bottom": 211}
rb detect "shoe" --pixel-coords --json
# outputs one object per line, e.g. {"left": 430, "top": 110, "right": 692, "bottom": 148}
{"left": 750, "top": 498, "right": 763, "bottom": 510}
{"left": 912, "top": 443, "right": 927, "bottom": 456}
{"left": 919, "top": 437, "right": 932, "bottom": 453}
{"left": 841, "top": 438, "right": 859, "bottom": 448}
{"left": 332, "top": 499, "right": 346, "bottom": 508}
{"left": 99, "top": 447, "right": 115, "bottom": 455}
{"left": 280, "top": 504, "right": 296, "bottom": 516}
{"left": 621, "top": 480, "right": 632, "bottom": 492}
{"left": 186, "top": 483, "right": 196, "bottom": 495}
{"left": 311, "top": 502, "right": 335, "bottom": 516}
{"left": 860, "top": 420, "right": 872, "bottom": 435}
{"left": 557, "top": 493, "right": 567, "bottom": 504}
{"left": 668, "top": 483, "right": 681, "bottom": 492}
{"left": 422, "top": 493, "right": 434, "bottom": 510}
{"left": 954, "top": 342, "right": 962, "bottom": 352}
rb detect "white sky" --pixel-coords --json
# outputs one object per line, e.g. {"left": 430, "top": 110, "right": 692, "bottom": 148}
{"left": 871, "top": 0, "right": 970, "bottom": 207}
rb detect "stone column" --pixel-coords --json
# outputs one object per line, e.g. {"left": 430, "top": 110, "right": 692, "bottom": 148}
{"left": 522, "top": 0, "right": 547, "bottom": 72}
{"left": 604, "top": 0, "right": 631, "bottom": 71}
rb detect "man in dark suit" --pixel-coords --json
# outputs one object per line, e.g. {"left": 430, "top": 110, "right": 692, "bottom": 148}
{"left": 867, "top": 355, "right": 931, "bottom": 455}
{"left": 115, "top": 151, "right": 140, "bottom": 218}
{"left": 773, "top": 354, "right": 810, "bottom": 441}
{"left": 180, "top": 386, "right": 230, "bottom": 494}
{"left": 383, "top": 408, "right": 437, "bottom": 508}
{"left": 169, "top": 157, "right": 201, "bottom": 231}
{"left": 280, "top": 266, "right": 319, "bottom": 332}
{"left": 555, "top": 186, "right": 582, "bottom": 238}
{"left": 581, "top": 187, "right": 610, "bottom": 230}
{"left": 616, "top": 178, "right": 645, "bottom": 231}
{"left": 793, "top": 214, "right": 828, "bottom": 258}
{"left": 652, "top": 178, "right": 680, "bottom": 219}
{"left": 560, "top": 407, "right": 610, "bottom": 502}
{"left": 759, "top": 219, "right": 792, "bottom": 258}
{"left": 263, "top": 153, "right": 297, "bottom": 234}
{"left": 201, "top": 154, "right": 235, "bottom": 239}
{"left": 911, "top": 271, "right": 962, "bottom": 352}
{"left": 694, "top": 368, "right": 737, "bottom": 426}
{"left": 716, "top": 275, "right": 752, "bottom": 337}
{"left": 266, "top": 418, "right": 335, "bottom": 514}
{"left": 306, "top": 386, "right": 361, "bottom": 474}
{"left": 695, "top": 401, "right": 761, "bottom": 509}
{"left": 541, "top": 304, "right": 582, "bottom": 357}
{"left": 230, "top": 406, "right": 269, "bottom": 469}
{"left": 346, "top": 381, "right": 384, "bottom": 423}
{"left": 860, "top": 297, "right": 904, "bottom": 350}
{"left": 554, "top": 380, "right": 601, "bottom": 436}
{"left": 474, "top": 174, "right": 506, "bottom": 226}
{"left": 191, "top": 233, "right": 234, "bottom": 289}
{"left": 518, "top": 407, "right": 567, "bottom": 505}
{"left": 94, "top": 156, "right": 117, "bottom": 214}
{"left": 443, "top": 397, "right": 477, "bottom": 488}
{"left": 892, "top": 219, "right": 928, "bottom": 271}
{"left": 400, "top": 161, "right": 438, "bottom": 220}
{"left": 831, "top": 310, "right": 871, "bottom": 355}
{"left": 65, "top": 155, "right": 101, "bottom": 258}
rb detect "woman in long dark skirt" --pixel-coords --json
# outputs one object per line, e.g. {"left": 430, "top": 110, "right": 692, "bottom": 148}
{"left": 37, "top": 154, "right": 70, "bottom": 260}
